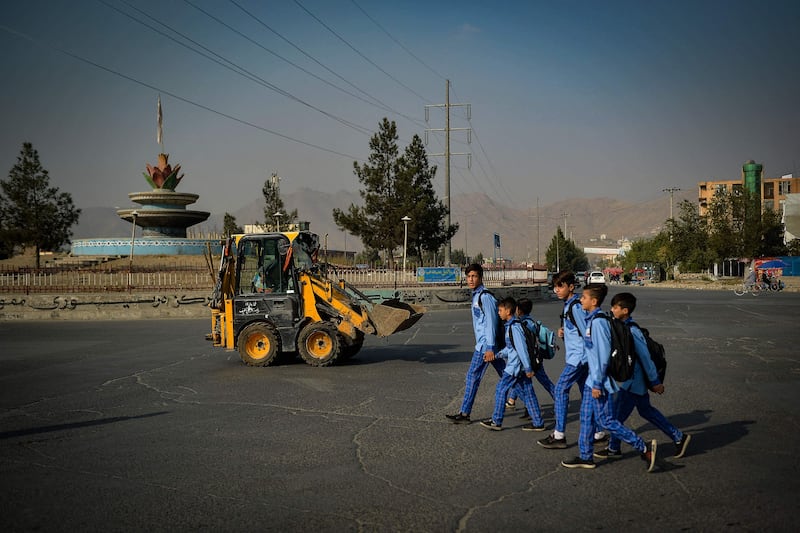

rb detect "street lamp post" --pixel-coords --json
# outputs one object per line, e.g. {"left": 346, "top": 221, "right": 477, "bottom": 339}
{"left": 401, "top": 216, "right": 411, "bottom": 272}
{"left": 128, "top": 210, "right": 138, "bottom": 291}
{"left": 273, "top": 211, "right": 283, "bottom": 232}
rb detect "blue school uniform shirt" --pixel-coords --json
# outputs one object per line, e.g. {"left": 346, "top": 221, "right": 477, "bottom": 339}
{"left": 497, "top": 318, "right": 533, "bottom": 377}
{"left": 471, "top": 285, "right": 499, "bottom": 353}
{"left": 583, "top": 308, "right": 618, "bottom": 395}
{"left": 616, "top": 317, "right": 662, "bottom": 395}
{"left": 562, "top": 295, "right": 587, "bottom": 366}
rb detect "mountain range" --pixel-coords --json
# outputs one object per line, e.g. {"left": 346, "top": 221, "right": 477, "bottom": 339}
{"left": 72, "top": 187, "right": 696, "bottom": 262}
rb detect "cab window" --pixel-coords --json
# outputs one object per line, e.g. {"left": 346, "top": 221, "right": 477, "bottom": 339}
{"left": 237, "top": 238, "right": 294, "bottom": 294}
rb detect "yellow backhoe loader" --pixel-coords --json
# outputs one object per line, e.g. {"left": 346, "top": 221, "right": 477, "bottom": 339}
{"left": 207, "top": 231, "right": 425, "bottom": 367}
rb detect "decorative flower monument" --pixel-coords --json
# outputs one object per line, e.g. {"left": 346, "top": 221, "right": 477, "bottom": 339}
{"left": 71, "top": 98, "right": 218, "bottom": 257}
{"left": 116, "top": 153, "right": 209, "bottom": 238}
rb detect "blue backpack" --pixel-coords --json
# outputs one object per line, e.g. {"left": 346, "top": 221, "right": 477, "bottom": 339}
{"left": 521, "top": 316, "right": 557, "bottom": 360}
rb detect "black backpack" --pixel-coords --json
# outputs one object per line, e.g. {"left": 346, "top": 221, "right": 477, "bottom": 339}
{"left": 632, "top": 324, "right": 667, "bottom": 385}
{"left": 477, "top": 289, "right": 505, "bottom": 351}
{"left": 507, "top": 319, "right": 543, "bottom": 373}
{"left": 562, "top": 298, "right": 581, "bottom": 328}
{"left": 594, "top": 313, "right": 637, "bottom": 383}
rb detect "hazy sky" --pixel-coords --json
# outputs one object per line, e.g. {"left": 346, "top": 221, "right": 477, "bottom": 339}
{"left": 1, "top": 0, "right": 798, "bottom": 218}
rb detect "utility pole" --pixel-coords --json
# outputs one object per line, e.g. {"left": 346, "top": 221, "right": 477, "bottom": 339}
{"left": 663, "top": 187, "right": 682, "bottom": 219}
{"left": 425, "top": 80, "right": 471, "bottom": 266}
{"left": 536, "top": 198, "right": 540, "bottom": 264}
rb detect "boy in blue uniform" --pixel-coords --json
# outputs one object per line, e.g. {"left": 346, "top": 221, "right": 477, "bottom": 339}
{"left": 595, "top": 292, "right": 691, "bottom": 459}
{"left": 446, "top": 264, "right": 505, "bottom": 424}
{"left": 561, "top": 283, "right": 657, "bottom": 471}
{"left": 480, "top": 297, "right": 546, "bottom": 431}
{"left": 505, "top": 298, "right": 555, "bottom": 426}
{"left": 539, "top": 271, "right": 606, "bottom": 449}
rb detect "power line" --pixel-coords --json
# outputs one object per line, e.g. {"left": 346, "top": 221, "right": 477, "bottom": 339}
{"left": 0, "top": 24, "right": 364, "bottom": 161}
{"left": 228, "top": 0, "right": 425, "bottom": 129}
{"left": 177, "top": 0, "right": 406, "bottom": 123}
{"left": 103, "top": 0, "right": 373, "bottom": 136}
{"left": 292, "top": 0, "right": 431, "bottom": 103}
{"left": 349, "top": 0, "right": 447, "bottom": 82}
{"left": 449, "top": 81, "right": 517, "bottom": 209}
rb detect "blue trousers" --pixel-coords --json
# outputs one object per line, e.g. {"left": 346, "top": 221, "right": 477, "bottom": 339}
{"left": 578, "top": 385, "right": 645, "bottom": 460}
{"left": 459, "top": 350, "right": 506, "bottom": 415}
{"left": 553, "top": 363, "right": 588, "bottom": 433}
{"left": 492, "top": 373, "right": 543, "bottom": 426}
{"left": 508, "top": 365, "right": 555, "bottom": 402}
{"left": 608, "top": 389, "right": 683, "bottom": 451}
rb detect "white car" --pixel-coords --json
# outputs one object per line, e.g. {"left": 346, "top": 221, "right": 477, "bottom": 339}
{"left": 588, "top": 271, "right": 606, "bottom": 284}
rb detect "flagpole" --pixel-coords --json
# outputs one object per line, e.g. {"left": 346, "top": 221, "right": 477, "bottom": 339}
{"left": 157, "top": 95, "right": 164, "bottom": 152}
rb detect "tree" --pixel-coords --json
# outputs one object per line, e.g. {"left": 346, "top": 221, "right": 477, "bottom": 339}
{"left": 395, "top": 135, "right": 458, "bottom": 261}
{"left": 759, "top": 207, "right": 787, "bottom": 257}
{"left": 669, "top": 200, "right": 714, "bottom": 271}
{"left": 262, "top": 173, "right": 297, "bottom": 230}
{"left": 786, "top": 239, "right": 800, "bottom": 256}
{"left": 705, "top": 189, "right": 787, "bottom": 260}
{"left": 333, "top": 118, "right": 456, "bottom": 266}
{"left": 0, "top": 142, "right": 81, "bottom": 268}
{"left": 544, "top": 227, "right": 588, "bottom": 272}
{"left": 705, "top": 191, "right": 740, "bottom": 260}
{"left": 223, "top": 212, "right": 243, "bottom": 237}
{"left": 450, "top": 248, "right": 467, "bottom": 266}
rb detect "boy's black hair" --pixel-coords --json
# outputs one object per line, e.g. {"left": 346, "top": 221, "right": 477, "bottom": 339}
{"left": 498, "top": 296, "right": 517, "bottom": 313}
{"left": 582, "top": 283, "right": 609, "bottom": 306}
{"left": 610, "top": 292, "right": 637, "bottom": 313}
{"left": 553, "top": 270, "right": 576, "bottom": 287}
{"left": 465, "top": 263, "right": 483, "bottom": 278}
{"left": 517, "top": 297, "right": 533, "bottom": 315}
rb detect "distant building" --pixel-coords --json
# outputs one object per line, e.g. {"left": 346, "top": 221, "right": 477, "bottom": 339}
{"left": 698, "top": 161, "right": 800, "bottom": 216}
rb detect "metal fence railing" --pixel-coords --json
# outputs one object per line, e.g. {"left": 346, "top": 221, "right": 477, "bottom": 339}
{"left": 0, "top": 264, "right": 214, "bottom": 294}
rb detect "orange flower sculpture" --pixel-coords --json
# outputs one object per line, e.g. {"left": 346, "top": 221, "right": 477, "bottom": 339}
{"left": 144, "top": 153, "right": 184, "bottom": 190}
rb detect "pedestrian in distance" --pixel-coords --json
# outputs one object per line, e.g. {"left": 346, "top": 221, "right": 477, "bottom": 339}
{"left": 594, "top": 292, "right": 691, "bottom": 460}
{"left": 480, "top": 297, "right": 547, "bottom": 432}
{"left": 446, "top": 263, "right": 505, "bottom": 424}
{"left": 538, "top": 271, "right": 607, "bottom": 450}
{"left": 560, "top": 283, "right": 657, "bottom": 472}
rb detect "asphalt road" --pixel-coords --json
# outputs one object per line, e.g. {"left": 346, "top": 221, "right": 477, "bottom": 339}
{"left": 1, "top": 286, "right": 799, "bottom": 531}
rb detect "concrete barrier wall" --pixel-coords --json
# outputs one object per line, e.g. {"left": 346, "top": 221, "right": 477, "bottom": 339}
{"left": 0, "top": 285, "right": 556, "bottom": 321}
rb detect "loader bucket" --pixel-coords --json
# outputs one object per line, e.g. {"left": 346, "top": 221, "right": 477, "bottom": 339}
{"left": 368, "top": 299, "right": 426, "bottom": 337}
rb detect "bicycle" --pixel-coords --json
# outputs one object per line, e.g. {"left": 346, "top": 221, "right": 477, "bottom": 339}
{"left": 733, "top": 282, "right": 762, "bottom": 296}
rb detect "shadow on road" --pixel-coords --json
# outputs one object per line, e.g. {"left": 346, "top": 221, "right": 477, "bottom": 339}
{"left": 0, "top": 411, "right": 170, "bottom": 440}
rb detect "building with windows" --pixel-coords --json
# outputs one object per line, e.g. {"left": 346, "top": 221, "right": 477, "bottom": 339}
{"left": 697, "top": 160, "right": 800, "bottom": 216}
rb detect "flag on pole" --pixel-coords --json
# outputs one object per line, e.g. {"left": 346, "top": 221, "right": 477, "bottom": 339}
{"left": 157, "top": 95, "right": 163, "bottom": 146}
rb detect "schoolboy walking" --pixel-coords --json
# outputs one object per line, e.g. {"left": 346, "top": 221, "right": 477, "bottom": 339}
{"left": 505, "top": 298, "right": 555, "bottom": 422}
{"left": 479, "top": 297, "right": 546, "bottom": 431}
{"left": 594, "top": 292, "right": 691, "bottom": 460}
{"left": 561, "top": 283, "right": 657, "bottom": 471}
{"left": 446, "top": 264, "right": 505, "bottom": 424}
{"left": 538, "top": 271, "right": 606, "bottom": 449}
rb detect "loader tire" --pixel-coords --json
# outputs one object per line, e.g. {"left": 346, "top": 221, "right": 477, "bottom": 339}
{"left": 341, "top": 331, "right": 365, "bottom": 360}
{"left": 238, "top": 322, "right": 281, "bottom": 366}
{"left": 298, "top": 322, "right": 341, "bottom": 367}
